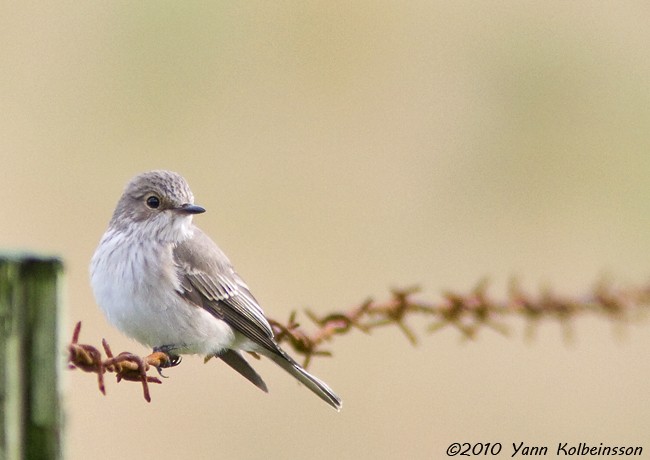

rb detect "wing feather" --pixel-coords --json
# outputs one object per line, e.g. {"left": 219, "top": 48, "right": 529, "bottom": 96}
{"left": 173, "top": 227, "right": 278, "bottom": 353}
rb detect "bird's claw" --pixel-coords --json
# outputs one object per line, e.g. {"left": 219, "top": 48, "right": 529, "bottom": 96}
{"left": 146, "top": 350, "right": 182, "bottom": 378}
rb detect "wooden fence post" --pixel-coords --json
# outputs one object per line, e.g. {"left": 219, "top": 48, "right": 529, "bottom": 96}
{"left": 0, "top": 254, "right": 63, "bottom": 460}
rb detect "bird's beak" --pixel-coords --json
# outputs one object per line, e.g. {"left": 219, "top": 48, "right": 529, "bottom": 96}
{"left": 176, "top": 203, "right": 206, "bottom": 215}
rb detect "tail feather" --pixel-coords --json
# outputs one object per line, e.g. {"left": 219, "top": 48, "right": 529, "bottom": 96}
{"left": 266, "top": 351, "right": 342, "bottom": 411}
{"left": 218, "top": 349, "right": 268, "bottom": 393}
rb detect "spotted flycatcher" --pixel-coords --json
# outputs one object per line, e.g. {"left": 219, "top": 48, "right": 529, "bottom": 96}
{"left": 90, "top": 170, "right": 341, "bottom": 410}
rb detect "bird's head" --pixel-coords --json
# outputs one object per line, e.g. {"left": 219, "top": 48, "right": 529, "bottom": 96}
{"left": 109, "top": 170, "right": 206, "bottom": 243}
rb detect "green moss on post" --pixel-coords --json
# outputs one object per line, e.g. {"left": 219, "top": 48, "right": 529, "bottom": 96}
{"left": 0, "top": 254, "right": 63, "bottom": 460}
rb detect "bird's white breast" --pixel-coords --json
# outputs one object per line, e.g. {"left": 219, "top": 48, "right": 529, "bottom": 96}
{"left": 90, "top": 228, "right": 235, "bottom": 355}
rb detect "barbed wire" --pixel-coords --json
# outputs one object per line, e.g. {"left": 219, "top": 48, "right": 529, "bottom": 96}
{"left": 68, "top": 279, "right": 650, "bottom": 402}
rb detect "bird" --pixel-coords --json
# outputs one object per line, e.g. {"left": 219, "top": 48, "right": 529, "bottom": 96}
{"left": 90, "top": 170, "right": 342, "bottom": 410}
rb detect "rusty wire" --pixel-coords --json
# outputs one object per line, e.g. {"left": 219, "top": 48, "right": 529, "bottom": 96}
{"left": 68, "top": 279, "right": 650, "bottom": 401}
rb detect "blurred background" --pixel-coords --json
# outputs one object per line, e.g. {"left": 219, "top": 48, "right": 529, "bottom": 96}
{"left": 2, "top": 2, "right": 650, "bottom": 459}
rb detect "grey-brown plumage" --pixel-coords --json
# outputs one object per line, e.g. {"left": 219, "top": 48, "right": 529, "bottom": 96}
{"left": 91, "top": 170, "right": 342, "bottom": 411}
{"left": 175, "top": 226, "right": 341, "bottom": 409}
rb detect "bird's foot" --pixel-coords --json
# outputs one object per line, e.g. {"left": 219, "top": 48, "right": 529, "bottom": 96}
{"left": 148, "top": 346, "right": 183, "bottom": 378}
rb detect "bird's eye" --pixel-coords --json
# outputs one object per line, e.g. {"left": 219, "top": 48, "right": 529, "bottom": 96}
{"left": 146, "top": 195, "right": 160, "bottom": 209}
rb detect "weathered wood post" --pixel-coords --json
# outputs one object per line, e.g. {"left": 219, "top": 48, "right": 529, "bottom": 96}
{"left": 0, "top": 254, "right": 63, "bottom": 460}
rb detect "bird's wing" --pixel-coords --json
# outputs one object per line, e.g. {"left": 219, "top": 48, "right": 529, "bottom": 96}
{"left": 173, "top": 227, "right": 278, "bottom": 354}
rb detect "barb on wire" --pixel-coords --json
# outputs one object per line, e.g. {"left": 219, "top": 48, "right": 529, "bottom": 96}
{"left": 68, "top": 322, "right": 175, "bottom": 402}
{"left": 68, "top": 279, "right": 650, "bottom": 401}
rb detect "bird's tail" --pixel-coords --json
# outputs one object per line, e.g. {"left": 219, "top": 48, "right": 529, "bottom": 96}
{"left": 266, "top": 351, "right": 342, "bottom": 411}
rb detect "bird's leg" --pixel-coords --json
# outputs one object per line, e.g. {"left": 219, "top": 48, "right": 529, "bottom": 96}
{"left": 149, "top": 345, "right": 183, "bottom": 377}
